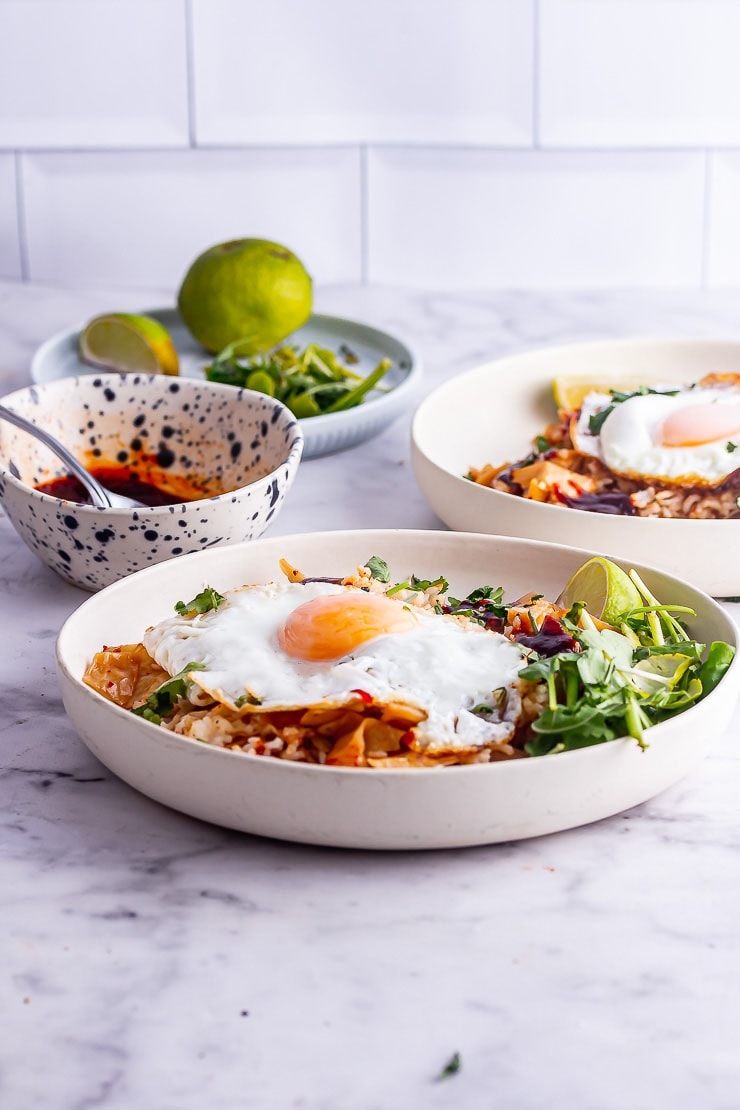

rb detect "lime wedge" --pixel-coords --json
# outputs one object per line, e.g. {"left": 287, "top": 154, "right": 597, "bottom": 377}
{"left": 552, "top": 375, "right": 647, "bottom": 412}
{"left": 556, "top": 556, "right": 642, "bottom": 625}
{"left": 79, "top": 313, "right": 179, "bottom": 376}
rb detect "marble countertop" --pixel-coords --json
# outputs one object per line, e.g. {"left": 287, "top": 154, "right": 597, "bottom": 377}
{"left": 3, "top": 280, "right": 740, "bottom": 1110}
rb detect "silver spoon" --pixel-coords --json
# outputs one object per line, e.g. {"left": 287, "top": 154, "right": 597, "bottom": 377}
{"left": 0, "top": 402, "right": 146, "bottom": 509}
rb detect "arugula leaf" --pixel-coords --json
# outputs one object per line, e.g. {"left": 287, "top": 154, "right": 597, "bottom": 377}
{"left": 175, "top": 587, "right": 225, "bottom": 617}
{"left": 698, "top": 641, "right": 736, "bottom": 695}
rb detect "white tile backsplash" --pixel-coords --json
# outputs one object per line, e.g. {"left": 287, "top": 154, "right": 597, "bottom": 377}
{"left": 540, "top": 0, "right": 740, "bottom": 147}
{"left": 0, "top": 154, "right": 21, "bottom": 279}
{"left": 1, "top": 1, "right": 739, "bottom": 291}
{"left": 706, "top": 153, "right": 740, "bottom": 287}
{"left": 367, "top": 149, "right": 705, "bottom": 289}
{"left": 0, "top": 0, "right": 188, "bottom": 149}
{"left": 192, "top": 0, "right": 534, "bottom": 145}
{"left": 22, "top": 149, "right": 362, "bottom": 289}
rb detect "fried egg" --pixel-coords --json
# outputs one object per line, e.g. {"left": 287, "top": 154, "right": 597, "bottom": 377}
{"left": 572, "top": 384, "right": 740, "bottom": 487}
{"left": 143, "top": 580, "right": 525, "bottom": 752}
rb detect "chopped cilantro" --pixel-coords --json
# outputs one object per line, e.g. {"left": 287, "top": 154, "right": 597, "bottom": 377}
{"left": 588, "top": 386, "right": 679, "bottom": 436}
{"left": 175, "top": 587, "right": 225, "bottom": 617}
{"left": 435, "top": 1052, "right": 461, "bottom": 1081}
{"left": 132, "top": 662, "right": 207, "bottom": 724}
{"left": 727, "top": 441, "right": 737, "bottom": 454}
{"left": 386, "top": 573, "right": 448, "bottom": 596}
{"left": 365, "top": 556, "right": 390, "bottom": 583}
{"left": 445, "top": 584, "right": 506, "bottom": 628}
{"left": 234, "top": 692, "right": 264, "bottom": 708}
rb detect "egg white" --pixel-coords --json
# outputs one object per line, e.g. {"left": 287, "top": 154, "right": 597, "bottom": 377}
{"left": 572, "top": 385, "right": 740, "bottom": 487}
{"left": 143, "top": 580, "right": 526, "bottom": 752}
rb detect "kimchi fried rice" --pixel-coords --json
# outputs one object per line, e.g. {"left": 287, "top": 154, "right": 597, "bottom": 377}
{"left": 84, "top": 559, "right": 556, "bottom": 769}
{"left": 83, "top": 555, "right": 733, "bottom": 770}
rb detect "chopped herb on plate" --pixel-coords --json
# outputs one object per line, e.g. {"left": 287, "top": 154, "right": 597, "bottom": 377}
{"left": 435, "top": 1052, "right": 462, "bottom": 1081}
{"left": 204, "top": 340, "right": 393, "bottom": 418}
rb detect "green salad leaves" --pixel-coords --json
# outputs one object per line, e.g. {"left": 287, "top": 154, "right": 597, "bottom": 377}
{"left": 519, "top": 569, "right": 734, "bottom": 755}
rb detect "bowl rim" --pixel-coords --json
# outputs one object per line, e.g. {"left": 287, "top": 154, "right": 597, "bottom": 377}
{"left": 0, "top": 371, "right": 305, "bottom": 515}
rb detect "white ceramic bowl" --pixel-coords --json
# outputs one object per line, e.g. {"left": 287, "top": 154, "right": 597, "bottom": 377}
{"left": 0, "top": 373, "right": 303, "bottom": 591}
{"left": 411, "top": 339, "right": 740, "bottom": 598}
{"left": 31, "top": 310, "right": 422, "bottom": 459}
{"left": 56, "top": 529, "right": 740, "bottom": 849}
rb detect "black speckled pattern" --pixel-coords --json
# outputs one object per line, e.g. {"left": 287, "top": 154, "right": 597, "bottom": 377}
{"left": 0, "top": 373, "right": 303, "bottom": 591}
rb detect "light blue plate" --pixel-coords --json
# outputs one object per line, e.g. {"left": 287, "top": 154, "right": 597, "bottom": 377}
{"left": 31, "top": 309, "right": 421, "bottom": 459}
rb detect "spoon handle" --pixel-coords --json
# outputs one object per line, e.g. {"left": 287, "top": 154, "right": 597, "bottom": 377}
{"left": 0, "top": 402, "right": 113, "bottom": 509}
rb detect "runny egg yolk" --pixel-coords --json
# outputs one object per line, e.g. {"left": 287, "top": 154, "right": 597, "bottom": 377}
{"left": 661, "top": 402, "right": 740, "bottom": 447}
{"left": 277, "top": 592, "right": 417, "bottom": 662}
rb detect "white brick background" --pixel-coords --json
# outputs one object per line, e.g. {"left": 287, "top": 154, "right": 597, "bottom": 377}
{"left": 1, "top": 0, "right": 739, "bottom": 290}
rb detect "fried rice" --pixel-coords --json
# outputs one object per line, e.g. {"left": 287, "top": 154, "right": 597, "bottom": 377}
{"left": 83, "top": 561, "right": 550, "bottom": 769}
{"left": 469, "top": 377, "right": 740, "bottom": 519}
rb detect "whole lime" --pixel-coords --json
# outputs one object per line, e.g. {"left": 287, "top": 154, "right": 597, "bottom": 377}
{"left": 177, "top": 238, "right": 313, "bottom": 354}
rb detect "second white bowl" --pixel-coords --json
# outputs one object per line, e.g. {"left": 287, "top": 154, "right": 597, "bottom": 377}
{"left": 412, "top": 338, "right": 740, "bottom": 597}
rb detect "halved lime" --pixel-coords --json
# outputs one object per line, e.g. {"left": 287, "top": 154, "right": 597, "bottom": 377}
{"left": 556, "top": 556, "right": 642, "bottom": 625}
{"left": 79, "top": 313, "right": 179, "bottom": 376}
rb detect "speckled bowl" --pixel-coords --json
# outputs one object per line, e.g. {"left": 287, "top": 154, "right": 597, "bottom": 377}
{"left": 0, "top": 373, "right": 304, "bottom": 591}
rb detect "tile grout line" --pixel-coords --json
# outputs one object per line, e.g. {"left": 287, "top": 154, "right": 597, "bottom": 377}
{"left": 532, "top": 0, "right": 540, "bottom": 148}
{"left": 1, "top": 140, "right": 739, "bottom": 157}
{"left": 360, "top": 145, "right": 369, "bottom": 285}
{"left": 14, "top": 152, "right": 30, "bottom": 281}
{"left": 701, "top": 148, "right": 712, "bottom": 289}
{"left": 184, "top": 0, "right": 197, "bottom": 147}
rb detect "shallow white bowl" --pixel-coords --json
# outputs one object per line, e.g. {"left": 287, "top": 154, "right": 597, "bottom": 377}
{"left": 411, "top": 339, "right": 740, "bottom": 597}
{"left": 56, "top": 529, "right": 740, "bottom": 849}
{"left": 31, "top": 310, "right": 422, "bottom": 459}
{"left": 0, "top": 373, "right": 303, "bottom": 591}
